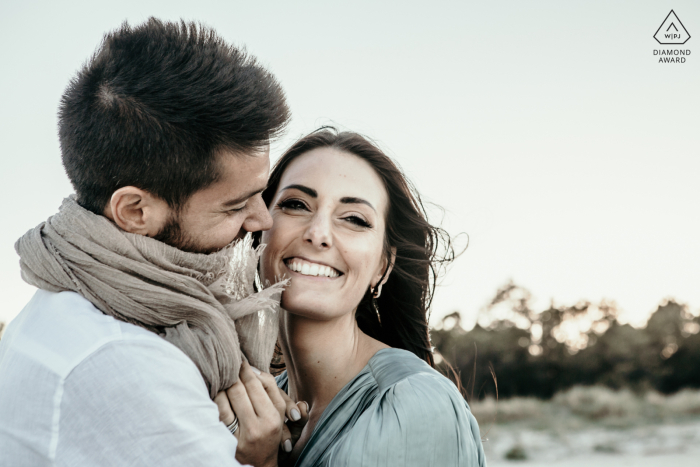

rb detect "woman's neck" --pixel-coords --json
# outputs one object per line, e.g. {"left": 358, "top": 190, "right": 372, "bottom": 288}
{"left": 279, "top": 310, "right": 387, "bottom": 416}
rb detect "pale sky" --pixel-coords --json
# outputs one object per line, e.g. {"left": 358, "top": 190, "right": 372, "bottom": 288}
{"left": 1, "top": 0, "right": 698, "bottom": 328}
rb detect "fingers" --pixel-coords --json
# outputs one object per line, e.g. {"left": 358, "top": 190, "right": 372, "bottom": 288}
{"left": 295, "top": 400, "right": 309, "bottom": 423}
{"left": 286, "top": 400, "right": 309, "bottom": 446}
{"left": 226, "top": 363, "right": 289, "bottom": 466}
{"left": 225, "top": 378, "right": 257, "bottom": 427}
{"left": 246, "top": 366, "right": 296, "bottom": 453}
{"left": 277, "top": 388, "right": 305, "bottom": 423}
{"left": 238, "top": 362, "right": 280, "bottom": 421}
{"left": 253, "top": 369, "right": 287, "bottom": 420}
{"left": 214, "top": 391, "right": 236, "bottom": 425}
{"left": 281, "top": 424, "right": 293, "bottom": 453}
{"left": 299, "top": 401, "right": 309, "bottom": 423}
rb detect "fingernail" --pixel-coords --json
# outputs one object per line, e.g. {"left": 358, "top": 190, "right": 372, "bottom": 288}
{"left": 284, "top": 439, "right": 293, "bottom": 452}
{"left": 250, "top": 366, "right": 261, "bottom": 375}
{"left": 290, "top": 408, "right": 301, "bottom": 421}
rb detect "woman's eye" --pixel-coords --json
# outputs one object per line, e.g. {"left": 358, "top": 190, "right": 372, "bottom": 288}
{"left": 343, "top": 215, "right": 372, "bottom": 228}
{"left": 277, "top": 198, "right": 308, "bottom": 211}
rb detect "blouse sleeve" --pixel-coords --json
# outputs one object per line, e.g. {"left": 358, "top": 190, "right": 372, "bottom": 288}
{"left": 328, "top": 371, "right": 486, "bottom": 467}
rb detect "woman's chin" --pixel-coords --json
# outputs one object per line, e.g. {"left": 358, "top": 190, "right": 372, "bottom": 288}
{"left": 281, "top": 300, "right": 321, "bottom": 318}
{"left": 280, "top": 295, "right": 345, "bottom": 322}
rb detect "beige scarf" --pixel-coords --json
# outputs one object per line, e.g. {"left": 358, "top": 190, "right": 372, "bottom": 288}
{"left": 15, "top": 196, "right": 285, "bottom": 398}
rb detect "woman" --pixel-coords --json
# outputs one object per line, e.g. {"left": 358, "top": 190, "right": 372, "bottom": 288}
{"left": 258, "top": 128, "right": 486, "bottom": 467}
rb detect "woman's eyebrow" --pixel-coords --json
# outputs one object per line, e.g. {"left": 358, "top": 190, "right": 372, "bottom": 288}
{"left": 280, "top": 184, "right": 375, "bottom": 212}
{"left": 280, "top": 184, "right": 317, "bottom": 197}
{"left": 340, "top": 197, "right": 375, "bottom": 212}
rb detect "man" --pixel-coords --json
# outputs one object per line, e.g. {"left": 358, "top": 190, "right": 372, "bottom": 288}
{"left": 0, "top": 18, "right": 302, "bottom": 467}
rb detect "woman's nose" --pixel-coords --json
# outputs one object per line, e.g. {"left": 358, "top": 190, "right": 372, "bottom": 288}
{"left": 303, "top": 214, "right": 332, "bottom": 248}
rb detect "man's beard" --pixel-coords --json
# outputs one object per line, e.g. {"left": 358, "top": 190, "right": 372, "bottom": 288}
{"left": 153, "top": 213, "right": 217, "bottom": 255}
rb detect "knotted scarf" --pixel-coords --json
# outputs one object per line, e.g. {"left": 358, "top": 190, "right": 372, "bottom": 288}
{"left": 15, "top": 196, "right": 286, "bottom": 398}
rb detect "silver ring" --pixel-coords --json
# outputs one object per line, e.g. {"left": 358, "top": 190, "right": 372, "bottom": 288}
{"left": 226, "top": 414, "right": 239, "bottom": 435}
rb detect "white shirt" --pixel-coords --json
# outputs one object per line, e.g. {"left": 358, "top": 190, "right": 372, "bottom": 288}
{"left": 0, "top": 289, "right": 243, "bottom": 467}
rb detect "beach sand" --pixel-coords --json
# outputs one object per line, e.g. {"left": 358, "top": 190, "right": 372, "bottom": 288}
{"left": 482, "top": 420, "right": 700, "bottom": 466}
{"left": 489, "top": 452, "right": 699, "bottom": 467}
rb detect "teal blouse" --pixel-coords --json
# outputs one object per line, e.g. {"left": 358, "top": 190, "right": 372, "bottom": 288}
{"left": 276, "top": 348, "right": 486, "bottom": 467}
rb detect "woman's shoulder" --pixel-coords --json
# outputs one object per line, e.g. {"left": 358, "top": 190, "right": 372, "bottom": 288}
{"left": 367, "top": 348, "right": 461, "bottom": 399}
{"left": 329, "top": 348, "right": 486, "bottom": 466}
{"left": 365, "top": 348, "right": 481, "bottom": 435}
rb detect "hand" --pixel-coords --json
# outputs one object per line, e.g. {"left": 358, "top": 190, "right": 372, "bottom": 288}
{"left": 278, "top": 390, "right": 309, "bottom": 463}
{"left": 214, "top": 362, "right": 307, "bottom": 467}
{"left": 214, "top": 362, "right": 280, "bottom": 467}
{"left": 245, "top": 367, "right": 309, "bottom": 455}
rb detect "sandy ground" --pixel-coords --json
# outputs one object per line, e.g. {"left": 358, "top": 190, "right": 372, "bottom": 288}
{"left": 482, "top": 420, "right": 700, "bottom": 466}
{"left": 488, "top": 453, "right": 699, "bottom": 467}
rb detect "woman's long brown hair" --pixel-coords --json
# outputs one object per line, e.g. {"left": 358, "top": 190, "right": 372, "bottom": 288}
{"left": 262, "top": 128, "right": 456, "bottom": 367}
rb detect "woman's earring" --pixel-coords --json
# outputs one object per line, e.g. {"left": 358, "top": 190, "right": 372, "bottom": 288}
{"left": 370, "top": 284, "right": 382, "bottom": 324}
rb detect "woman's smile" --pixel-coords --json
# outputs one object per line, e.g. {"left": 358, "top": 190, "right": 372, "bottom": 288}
{"left": 284, "top": 257, "right": 343, "bottom": 278}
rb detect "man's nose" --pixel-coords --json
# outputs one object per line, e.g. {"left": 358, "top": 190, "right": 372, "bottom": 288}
{"left": 242, "top": 195, "right": 273, "bottom": 233}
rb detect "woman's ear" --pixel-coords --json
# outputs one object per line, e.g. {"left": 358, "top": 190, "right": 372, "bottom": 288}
{"left": 381, "top": 246, "right": 397, "bottom": 286}
{"left": 103, "top": 186, "right": 171, "bottom": 236}
{"left": 372, "top": 247, "right": 397, "bottom": 297}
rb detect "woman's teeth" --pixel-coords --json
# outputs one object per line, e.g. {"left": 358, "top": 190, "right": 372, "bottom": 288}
{"left": 286, "top": 260, "right": 340, "bottom": 278}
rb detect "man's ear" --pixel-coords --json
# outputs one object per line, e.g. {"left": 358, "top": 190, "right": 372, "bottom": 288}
{"left": 103, "top": 187, "right": 171, "bottom": 236}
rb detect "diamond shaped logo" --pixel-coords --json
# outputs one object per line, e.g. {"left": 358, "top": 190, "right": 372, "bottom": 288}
{"left": 654, "top": 10, "right": 691, "bottom": 44}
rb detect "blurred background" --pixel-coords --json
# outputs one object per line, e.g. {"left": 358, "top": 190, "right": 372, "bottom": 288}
{"left": 432, "top": 282, "right": 700, "bottom": 465}
{"left": 1, "top": 1, "right": 698, "bottom": 465}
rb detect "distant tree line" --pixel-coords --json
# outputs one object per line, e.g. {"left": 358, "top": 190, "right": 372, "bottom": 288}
{"left": 431, "top": 281, "right": 700, "bottom": 400}
{"left": 3, "top": 282, "right": 697, "bottom": 400}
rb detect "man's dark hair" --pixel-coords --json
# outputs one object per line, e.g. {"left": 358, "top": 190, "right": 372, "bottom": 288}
{"left": 59, "top": 18, "right": 290, "bottom": 214}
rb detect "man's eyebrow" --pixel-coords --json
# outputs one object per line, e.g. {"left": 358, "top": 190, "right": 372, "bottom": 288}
{"left": 280, "top": 184, "right": 317, "bottom": 198}
{"left": 340, "top": 197, "right": 376, "bottom": 212}
{"left": 221, "top": 187, "right": 266, "bottom": 208}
